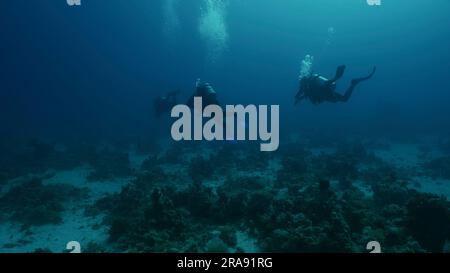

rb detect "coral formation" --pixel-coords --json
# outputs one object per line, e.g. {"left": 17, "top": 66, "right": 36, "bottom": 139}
{"left": 406, "top": 193, "right": 450, "bottom": 252}
{"left": 2, "top": 137, "right": 450, "bottom": 253}
{"left": 423, "top": 156, "right": 450, "bottom": 180}
{"left": 85, "top": 147, "right": 133, "bottom": 182}
{"left": 0, "top": 178, "right": 87, "bottom": 227}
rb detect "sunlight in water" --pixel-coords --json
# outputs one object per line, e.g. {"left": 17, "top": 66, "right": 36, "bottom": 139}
{"left": 162, "top": 0, "right": 180, "bottom": 41}
{"left": 199, "top": 0, "right": 229, "bottom": 64}
{"left": 325, "top": 26, "right": 335, "bottom": 46}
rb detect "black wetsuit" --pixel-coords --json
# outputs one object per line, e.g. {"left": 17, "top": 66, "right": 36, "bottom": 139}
{"left": 187, "top": 82, "right": 220, "bottom": 108}
{"left": 295, "top": 65, "right": 376, "bottom": 105}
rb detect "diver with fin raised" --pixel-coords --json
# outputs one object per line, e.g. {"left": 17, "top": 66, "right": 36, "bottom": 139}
{"left": 295, "top": 65, "right": 376, "bottom": 105}
{"left": 187, "top": 79, "right": 220, "bottom": 108}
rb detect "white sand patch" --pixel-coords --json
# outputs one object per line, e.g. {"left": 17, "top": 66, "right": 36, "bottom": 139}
{"left": 0, "top": 209, "right": 108, "bottom": 253}
{"left": 409, "top": 176, "right": 450, "bottom": 200}
{"left": 128, "top": 150, "right": 149, "bottom": 170}
{"left": 236, "top": 231, "right": 259, "bottom": 253}
{"left": 374, "top": 143, "right": 421, "bottom": 168}
{"left": 43, "top": 166, "right": 130, "bottom": 198}
{"left": 370, "top": 141, "right": 450, "bottom": 200}
{"left": 234, "top": 158, "right": 282, "bottom": 183}
{"left": 353, "top": 180, "right": 374, "bottom": 197}
{"left": 0, "top": 165, "right": 131, "bottom": 253}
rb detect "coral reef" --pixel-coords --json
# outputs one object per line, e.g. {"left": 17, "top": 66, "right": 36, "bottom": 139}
{"left": 406, "top": 193, "right": 450, "bottom": 252}
{"left": 0, "top": 178, "right": 87, "bottom": 227}
{"left": 3, "top": 136, "right": 450, "bottom": 253}
{"left": 0, "top": 139, "right": 82, "bottom": 182}
{"left": 90, "top": 183, "right": 206, "bottom": 252}
{"left": 423, "top": 156, "right": 450, "bottom": 180}
{"left": 80, "top": 138, "right": 442, "bottom": 253}
{"left": 85, "top": 147, "right": 133, "bottom": 182}
{"left": 187, "top": 155, "right": 216, "bottom": 183}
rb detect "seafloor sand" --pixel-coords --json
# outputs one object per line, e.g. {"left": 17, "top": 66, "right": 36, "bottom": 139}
{"left": 0, "top": 166, "right": 131, "bottom": 253}
{"left": 0, "top": 139, "right": 449, "bottom": 253}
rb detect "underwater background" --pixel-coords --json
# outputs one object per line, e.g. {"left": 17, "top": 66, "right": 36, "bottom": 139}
{"left": 0, "top": 0, "right": 450, "bottom": 253}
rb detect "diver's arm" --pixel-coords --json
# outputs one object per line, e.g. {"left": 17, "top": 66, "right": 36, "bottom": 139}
{"left": 295, "top": 78, "right": 308, "bottom": 105}
{"left": 295, "top": 93, "right": 306, "bottom": 105}
{"left": 167, "top": 89, "right": 180, "bottom": 104}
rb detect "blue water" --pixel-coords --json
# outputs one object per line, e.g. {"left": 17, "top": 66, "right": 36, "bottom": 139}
{"left": 2, "top": 0, "right": 450, "bottom": 254}
{"left": 1, "top": 0, "right": 449, "bottom": 143}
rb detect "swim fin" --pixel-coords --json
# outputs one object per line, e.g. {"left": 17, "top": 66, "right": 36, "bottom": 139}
{"left": 328, "top": 65, "right": 346, "bottom": 83}
{"left": 351, "top": 66, "right": 376, "bottom": 85}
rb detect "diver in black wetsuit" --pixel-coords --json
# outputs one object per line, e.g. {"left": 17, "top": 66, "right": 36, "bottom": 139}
{"left": 187, "top": 79, "right": 220, "bottom": 108}
{"left": 295, "top": 65, "right": 376, "bottom": 105}
{"left": 154, "top": 89, "right": 180, "bottom": 117}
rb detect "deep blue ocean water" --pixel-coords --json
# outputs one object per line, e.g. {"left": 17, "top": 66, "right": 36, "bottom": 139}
{"left": 2, "top": 0, "right": 450, "bottom": 254}
{"left": 1, "top": 0, "right": 449, "bottom": 143}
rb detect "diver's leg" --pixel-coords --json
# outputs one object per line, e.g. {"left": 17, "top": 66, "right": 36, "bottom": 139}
{"left": 295, "top": 94, "right": 306, "bottom": 105}
{"left": 351, "top": 66, "right": 376, "bottom": 85}
{"left": 337, "top": 66, "right": 377, "bottom": 102}
{"left": 335, "top": 88, "right": 354, "bottom": 102}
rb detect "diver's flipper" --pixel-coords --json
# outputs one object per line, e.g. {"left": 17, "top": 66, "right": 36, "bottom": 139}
{"left": 351, "top": 66, "right": 376, "bottom": 85}
{"left": 328, "top": 65, "right": 346, "bottom": 83}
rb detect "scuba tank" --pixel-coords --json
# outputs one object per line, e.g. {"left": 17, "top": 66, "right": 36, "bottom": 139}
{"left": 313, "top": 74, "right": 336, "bottom": 90}
{"left": 193, "top": 79, "right": 219, "bottom": 106}
{"left": 196, "top": 79, "right": 216, "bottom": 96}
{"left": 200, "top": 83, "right": 216, "bottom": 95}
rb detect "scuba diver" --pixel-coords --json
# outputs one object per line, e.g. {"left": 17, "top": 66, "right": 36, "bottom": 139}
{"left": 185, "top": 79, "right": 247, "bottom": 142}
{"left": 154, "top": 89, "right": 180, "bottom": 117}
{"left": 187, "top": 79, "right": 220, "bottom": 108}
{"left": 295, "top": 65, "right": 376, "bottom": 105}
